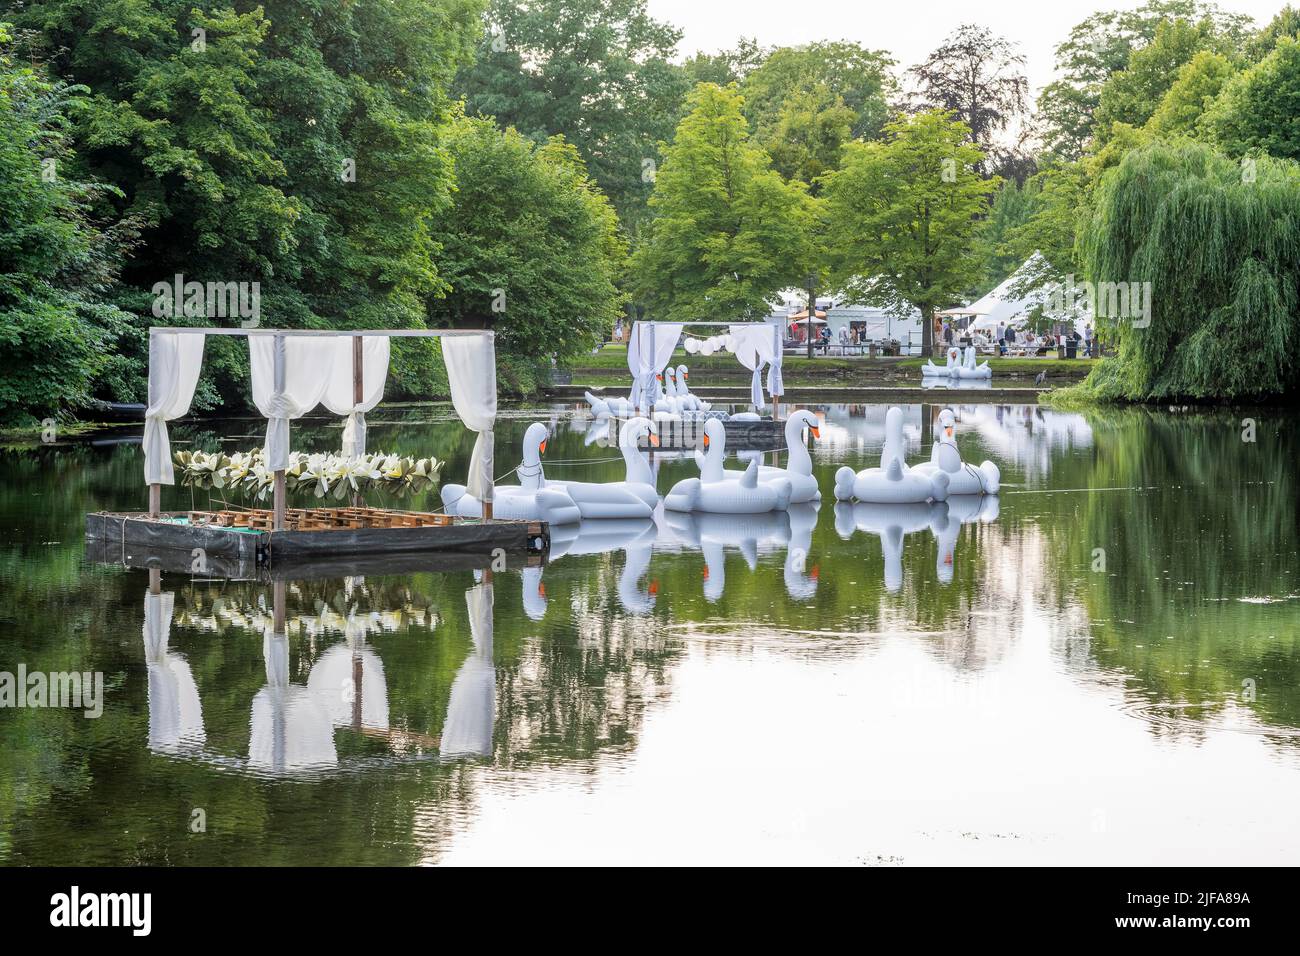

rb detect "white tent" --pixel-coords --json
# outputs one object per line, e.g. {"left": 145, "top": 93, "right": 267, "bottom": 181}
{"left": 942, "top": 253, "right": 1053, "bottom": 330}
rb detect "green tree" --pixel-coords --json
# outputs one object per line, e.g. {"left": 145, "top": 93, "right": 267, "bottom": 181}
{"left": 1244, "top": 4, "right": 1300, "bottom": 61}
{"left": 740, "top": 42, "right": 895, "bottom": 187}
{"left": 821, "top": 110, "right": 994, "bottom": 354}
{"left": 1143, "top": 49, "right": 1237, "bottom": 139}
{"left": 1036, "top": 1, "right": 1252, "bottom": 160}
{"left": 1204, "top": 37, "right": 1300, "bottom": 161}
{"left": 1077, "top": 142, "right": 1300, "bottom": 401}
{"left": 427, "top": 117, "right": 627, "bottom": 390}
{"left": 630, "top": 83, "right": 818, "bottom": 322}
{"left": 682, "top": 37, "right": 768, "bottom": 87}
{"left": 455, "top": 0, "right": 687, "bottom": 229}
{"left": 0, "top": 24, "right": 135, "bottom": 425}
{"left": 971, "top": 179, "right": 1040, "bottom": 292}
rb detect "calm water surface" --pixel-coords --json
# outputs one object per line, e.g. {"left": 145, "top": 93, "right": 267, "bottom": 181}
{"left": 1, "top": 402, "right": 1297, "bottom": 865}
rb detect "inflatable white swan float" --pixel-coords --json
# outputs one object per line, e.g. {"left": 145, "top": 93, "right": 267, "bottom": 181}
{"left": 912, "top": 408, "right": 1000, "bottom": 495}
{"left": 922, "top": 345, "right": 991, "bottom": 380}
{"left": 441, "top": 423, "right": 582, "bottom": 524}
{"left": 443, "top": 421, "right": 660, "bottom": 523}
{"left": 694, "top": 409, "right": 822, "bottom": 503}
{"left": 834, "top": 407, "right": 949, "bottom": 503}
{"left": 665, "top": 418, "right": 792, "bottom": 513}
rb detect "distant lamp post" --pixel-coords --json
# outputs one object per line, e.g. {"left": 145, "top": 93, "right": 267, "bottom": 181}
{"left": 806, "top": 272, "right": 816, "bottom": 360}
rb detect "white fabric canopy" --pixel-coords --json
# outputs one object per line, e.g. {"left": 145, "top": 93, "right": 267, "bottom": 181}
{"left": 442, "top": 333, "right": 497, "bottom": 502}
{"left": 250, "top": 335, "right": 339, "bottom": 471}
{"left": 143, "top": 331, "right": 206, "bottom": 485}
{"left": 729, "top": 324, "right": 777, "bottom": 409}
{"left": 321, "top": 336, "right": 390, "bottom": 457}
{"left": 627, "top": 321, "right": 683, "bottom": 409}
{"left": 440, "top": 581, "right": 495, "bottom": 759}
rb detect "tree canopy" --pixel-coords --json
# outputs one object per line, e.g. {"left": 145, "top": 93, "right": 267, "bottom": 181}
{"left": 630, "top": 83, "right": 818, "bottom": 322}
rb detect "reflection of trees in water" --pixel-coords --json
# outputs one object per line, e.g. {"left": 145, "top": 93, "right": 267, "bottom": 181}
{"left": 1046, "top": 407, "right": 1300, "bottom": 738}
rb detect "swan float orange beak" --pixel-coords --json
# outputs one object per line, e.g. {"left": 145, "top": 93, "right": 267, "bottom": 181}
{"left": 702, "top": 433, "right": 710, "bottom": 450}
{"left": 648, "top": 581, "right": 659, "bottom": 595}
{"left": 945, "top": 425, "right": 954, "bottom": 438}
{"left": 539, "top": 439, "right": 547, "bottom": 455}
{"left": 537, "top": 582, "right": 547, "bottom": 597}
{"left": 810, "top": 426, "right": 821, "bottom": 439}
{"left": 649, "top": 432, "right": 660, "bottom": 447}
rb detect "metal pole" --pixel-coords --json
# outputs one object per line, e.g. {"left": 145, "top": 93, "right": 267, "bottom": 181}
{"left": 806, "top": 277, "right": 815, "bottom": 361}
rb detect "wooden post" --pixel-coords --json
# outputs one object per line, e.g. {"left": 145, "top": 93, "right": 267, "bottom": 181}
{"left": 148, "top": 483, "right": 161, "bottom": 518}
{"left": 149, "top": 567, "right": 161, "bottom": 595}
{"left": 483, "top": 499, "right": 493, "bottom": 522}
{"left": 273, "top": 470, "right": 286, "bottom": 531}
{"left": 352, "top": 653, "right": 363, "bottom": 730}
{"left": 351, "top": 334, "right": 364, "bottom": 509}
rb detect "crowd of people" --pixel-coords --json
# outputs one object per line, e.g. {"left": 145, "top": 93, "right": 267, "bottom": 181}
{"left": 940, "top": 318, "right": 1095, "bottom": 358}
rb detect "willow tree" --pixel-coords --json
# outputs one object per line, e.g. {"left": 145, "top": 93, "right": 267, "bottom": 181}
{"left": 1079, "top": 141, "right": 1300, "bottom": 401}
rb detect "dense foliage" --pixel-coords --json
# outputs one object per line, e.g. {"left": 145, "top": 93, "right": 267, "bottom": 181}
{"left": 1078, "top": 143, "right": 1300, "bottom": 400}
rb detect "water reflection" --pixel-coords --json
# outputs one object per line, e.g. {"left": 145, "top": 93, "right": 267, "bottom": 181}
{"left": 3, "top": 400, "right": 1299, "bottom": 864}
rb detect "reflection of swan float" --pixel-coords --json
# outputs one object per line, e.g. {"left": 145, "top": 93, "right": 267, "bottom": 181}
{"left": 834, "top": 407, "right": 949, "bottom": 503}
{"left": 523, "top": 517, "right": 658, "bottom": 619}
{"left": 834, "top": 500, "right": 942, "bottom": 592}
{"left": 695, "top": 409, "right": 822, "bottom": 503}
{"left": 665, "top": 418, "right": 792, "bottom": 513}
{"left": 783, "top": 501, "right": 821, "bottom": 600}
{"left": 912, "top": 408, "right": 1000, "bottom": 495}
{"left": 663, "top": 509, "right": 791, "bottom": 602}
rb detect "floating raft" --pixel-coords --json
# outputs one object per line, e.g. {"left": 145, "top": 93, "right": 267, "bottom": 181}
{"left": 606, "top": 416, "right": 786, "bottom": 451}
{"left": 86, "top": 506, "right": 548, "bottom": 575}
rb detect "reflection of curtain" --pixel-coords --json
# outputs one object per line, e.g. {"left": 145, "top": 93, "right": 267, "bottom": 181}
{"left": 441, "top": 581, "right": 495, "bottom": 759}
{"left": 442, "top": 334, "right": 498, "bottom": 502}
{"left": 627, "top": 322, "right": 683, "bottom": 408}
{"left": 321, "top": 336, "right": 390, "bottom": 457}
{"left": 249, "top": 628, "right": 338, "bottom": 774}
{"left": 143, "top": 331, "right": 206, "bottom": 484}
{"left": 250, "top": 335, "right": 339, "bottom": 471}
{"left": 143, "top": 590, "right": 206, "bottom": 752}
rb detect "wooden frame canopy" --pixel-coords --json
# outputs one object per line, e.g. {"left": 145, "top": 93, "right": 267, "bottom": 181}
{"left": 145, "top": 326, "right": 497, "bottom": 528}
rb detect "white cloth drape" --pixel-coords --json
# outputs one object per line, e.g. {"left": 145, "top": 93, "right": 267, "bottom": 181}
{"left": 321, "top": 336, "right": 390, "bottom": 457}
{"left": 143, "top": 331, "right": 206, "bottom": 485}
{"left": 767, "top": 324, "right": 784, "bottom": 398}
{"left": 627, "top": 321, "right": 683, "bottom": 409}
{"left": 441, "top": 581, "right": 495, "bottom": 759}
{"left": 250, "top": 335, "right": 339, "bottom": 471}
{"left": 442, "top": 333, "right": 498, "bottom": 502}
{"left": 730, "top": 324, "right": 777, "bottom": 409}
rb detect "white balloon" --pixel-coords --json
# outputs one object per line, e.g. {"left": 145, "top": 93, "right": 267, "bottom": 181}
{"left": 700, "top": 341, "right": 716, "bottom": 356}
{"left": 685, "top": 338, "right": 700, "bottom": 354}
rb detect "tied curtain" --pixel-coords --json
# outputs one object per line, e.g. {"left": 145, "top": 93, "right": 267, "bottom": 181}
{"left": 442, "top": 333, "right": 498, "bottom": 502}
{"left": 250, "top": 335, "right": 339, "bottom": 471}
{"left": 729, "top": 324, "right": 778, "bottom": 409}
{"left": 440, "top": 579, "right": 496, "bottom": 759}
{"left": 627, "top": 321, "right": 683, "bottom": 409}
{"left": 321, "top": 336, "right": 390, "bottom": 457}
{"left": 143, "top": 331, "right": 207, "bottom": 485}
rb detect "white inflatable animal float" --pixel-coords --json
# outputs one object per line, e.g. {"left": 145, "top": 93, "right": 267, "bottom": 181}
{"left": 952, "top": 345, "right": 992, "bottom": 379}
{"left": 695, "top": 409, "right": 822, "bottom": 503}
{"left": 912, "top": 408, "right": 1000, "bottom": 495}
{"left": 545, "top": 417, "right": 661, "bottom": 517}
{"left": 833, "top": 407, "right": 949, "bottom": 503}
{"left": 441, "top": 422, "right": 584, "bottom": 524}
{"left": 922, "top": 346, "right": 961, "bottom": 377}
{"left": 664, "top": 418, "right": 792, "bottom": 513}
{"left": 583, "top": 390, "right": 636, "bottom": 419}
{"left": 676, "top": 365, "right": 711, "bottom": 412}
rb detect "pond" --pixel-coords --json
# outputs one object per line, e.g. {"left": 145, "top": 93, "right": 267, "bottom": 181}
{"left": 0, "top": 401, "right": 1296, "bottom": 865}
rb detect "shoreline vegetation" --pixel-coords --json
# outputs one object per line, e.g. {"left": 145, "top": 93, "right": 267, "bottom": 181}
{"left": 3, "top": 2, "right": 1299, "bottom": 427}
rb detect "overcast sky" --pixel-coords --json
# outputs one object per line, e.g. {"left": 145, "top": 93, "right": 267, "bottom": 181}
{"left": 646, "top": 0, "right": 1289, "bottom": 94}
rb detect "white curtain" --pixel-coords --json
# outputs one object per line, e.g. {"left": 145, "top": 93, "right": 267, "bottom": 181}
{"left": 442, "top": 333, "right": 498, "bottom": 502}
{"left": 730, "top": 324, "right": 777, "bottom": 409}
{"left": 250, "top": 335, "right": 339, "bottom": 471}
{"left": 440, "top": 581, "right": 495, "bottom": 759}
{"left": 627, "top": 321, "right": 683, "bottom": 409}
{"left": 321, "top": 336, "right": 390, "bottom": 457}
{"left": 143, "top": 331, "right": 206, "bottom": 485}
{"left": 767, "top": 323, "right": 784, "bottom": 399}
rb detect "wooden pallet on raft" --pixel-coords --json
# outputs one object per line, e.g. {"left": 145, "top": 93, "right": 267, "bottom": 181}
{"left": 190, "top": 506, "right": 455, "bottom": 532}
